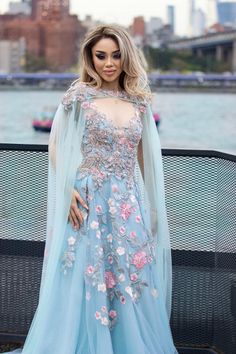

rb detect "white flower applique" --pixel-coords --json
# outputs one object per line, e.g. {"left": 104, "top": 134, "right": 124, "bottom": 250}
{"left": 61, "top": 232, "right": 81, "bottom": 274}
{"left": 95, "top": 306, "right": 118, "bottom": 328}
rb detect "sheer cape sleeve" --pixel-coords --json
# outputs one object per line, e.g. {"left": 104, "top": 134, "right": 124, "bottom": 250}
{"left": 40, "top": 84, "right": 87, "bottom": 297}
{"left": 11, "top": 84, "right": 88, "bottom": 353}
{"left": 136, "top": 102, "right": 172, "bottom": 320}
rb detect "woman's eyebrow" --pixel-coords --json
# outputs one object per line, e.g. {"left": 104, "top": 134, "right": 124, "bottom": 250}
{"left": 95, "top": 50, "right": 120, "bottom": 53}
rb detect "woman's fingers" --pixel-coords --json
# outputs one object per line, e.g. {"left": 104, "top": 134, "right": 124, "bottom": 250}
{"left": 68, "top": 189, "right": 89, "bottom": 228}
{"left": 69, "top": 208, "right": 80, "bottom": 229}
{"left": 69, "top": 205, "right": 84, "bottom": 229}
{"left": 74, "top": 190, "right": 89, "bottom": 210}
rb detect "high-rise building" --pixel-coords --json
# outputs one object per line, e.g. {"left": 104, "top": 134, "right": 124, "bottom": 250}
{"left": 132, "top": 16, "right": 145, "bottom": 37}
{"left": 205, "top": 0, "right": 218, "bottom": 27}
{"left": 0, "top": 38, "right": 26, "bottom": 73}
{"left": 188, "top": 0, "right": 217, "bottom": 36}
{"left": 167, "top": 5, "right": 175, "bottom": 34}
{"left": 192, "top": 8, "right": 206, "bottom": 36}
{"left": 31, "top": 0, "right": 70, "bottom": 20}
{"left": 146, "top": 17, "right": 163, "bottom": 35}
{"left": 218, "top": 1, "right": 236, "bottom": 26}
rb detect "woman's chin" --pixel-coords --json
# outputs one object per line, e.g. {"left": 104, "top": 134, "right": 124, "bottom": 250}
{"left": 101, "top": 75, "right": 119, "bottom": 84}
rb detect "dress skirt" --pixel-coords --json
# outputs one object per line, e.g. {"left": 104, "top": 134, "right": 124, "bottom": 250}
{"left": 4, "top": 173, "right": 178, "bottom": 354}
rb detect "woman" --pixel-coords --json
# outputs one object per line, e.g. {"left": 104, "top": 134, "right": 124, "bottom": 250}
{"left": 5, "top": 24, "right": 178, "bottom": 354}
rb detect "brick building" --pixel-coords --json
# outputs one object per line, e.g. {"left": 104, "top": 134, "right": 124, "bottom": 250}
{"left": 0, "top": 0, "right": 85, "bottom": 71}
{"left": 131, "top": 16, "right": 145, "bottom": 37}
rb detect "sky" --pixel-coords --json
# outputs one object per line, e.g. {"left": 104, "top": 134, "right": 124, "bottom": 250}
{"left": 0, "top": 0, "right": 236, "bottom": 36}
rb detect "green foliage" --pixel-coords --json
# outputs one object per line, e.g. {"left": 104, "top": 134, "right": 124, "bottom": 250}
{"left": 24, "top": 52, "right": 49, "bottom": 72}
{"left": 144, "top": 46, "right": 231, "bottom": 73}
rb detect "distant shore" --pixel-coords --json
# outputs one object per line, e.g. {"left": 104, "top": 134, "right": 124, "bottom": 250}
{"left": 0, "top": 85, "right": 236, "bottom": 93}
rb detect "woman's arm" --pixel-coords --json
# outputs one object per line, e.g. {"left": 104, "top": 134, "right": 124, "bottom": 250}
{"left": 48, "top": 134, "right": 56, "bottom": 171}
{"left": 138, "top": 138, "right": 144, "bottom": 181}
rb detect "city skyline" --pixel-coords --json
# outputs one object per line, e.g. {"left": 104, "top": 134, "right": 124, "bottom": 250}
{"left": 0, "top": 0, "right": 236, "bottom": 35}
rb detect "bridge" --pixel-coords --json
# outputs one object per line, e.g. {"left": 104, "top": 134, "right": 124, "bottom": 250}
{"left": 167, "top": 30, "right": 236, "bottom": 72}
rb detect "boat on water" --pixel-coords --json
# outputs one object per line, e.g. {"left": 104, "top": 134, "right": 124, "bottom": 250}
{"left": 153, "top": 112, "right": 161, "bottom": 128}
{"left": 32, "top": 106, "right": 56, "bottom": 132}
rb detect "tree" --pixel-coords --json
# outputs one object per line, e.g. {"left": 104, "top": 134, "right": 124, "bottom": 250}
{"left": 24, "top": 52, "right": 49, "bottom": 72}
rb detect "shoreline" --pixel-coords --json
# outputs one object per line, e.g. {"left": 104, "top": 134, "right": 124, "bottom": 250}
{"left": 0, "top": 85, "right": 236, "bottom": 94}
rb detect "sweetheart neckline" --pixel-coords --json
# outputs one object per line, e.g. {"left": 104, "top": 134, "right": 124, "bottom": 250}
{"left": 89, "top": 101, "right": 141, "bottom": 130}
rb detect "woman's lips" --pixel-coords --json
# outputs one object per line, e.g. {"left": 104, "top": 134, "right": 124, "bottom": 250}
{"left": 103, "top": 70, "right": 116, "bottom": 76}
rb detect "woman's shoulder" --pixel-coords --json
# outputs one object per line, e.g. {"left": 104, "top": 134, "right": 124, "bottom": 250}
{"left": 61, "top": 81, "right": 90, "bottom": 110}
{"left": 132, "top": 92, "right": 152, "bottom": 115}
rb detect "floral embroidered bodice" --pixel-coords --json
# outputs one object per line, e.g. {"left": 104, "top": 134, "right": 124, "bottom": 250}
{"left": 62, "top": 82, "right": 149, "bottom": 188}
{"left": 61, "top": 83, "right": 157, "bottom": 330}
{"left": 78, "top": 99, "right": 142, "bottom": 189}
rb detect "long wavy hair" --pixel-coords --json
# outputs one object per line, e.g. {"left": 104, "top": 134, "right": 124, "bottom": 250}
{"left": 73, "top": 24, "right": 150, "bottom": 98}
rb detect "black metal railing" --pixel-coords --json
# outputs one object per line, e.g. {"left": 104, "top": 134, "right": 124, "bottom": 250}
{"left": 0, "top": 144, "right": 235, "bottom": 354}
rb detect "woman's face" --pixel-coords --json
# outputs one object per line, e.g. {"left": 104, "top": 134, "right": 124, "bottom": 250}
{"left": 91, "top": 37, "right": 122, "bottom": 89}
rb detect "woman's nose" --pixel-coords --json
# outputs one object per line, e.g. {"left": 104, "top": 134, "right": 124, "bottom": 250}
{"left": 105, "top": 56, "right": 113, "bottom": 66}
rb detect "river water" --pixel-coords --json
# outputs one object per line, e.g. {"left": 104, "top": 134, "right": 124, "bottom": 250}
{"left": 0, "top": 90, "right": 236, "bottom": 155}
{"left": 0, "top": 89, "right": 235, "bottom": 252}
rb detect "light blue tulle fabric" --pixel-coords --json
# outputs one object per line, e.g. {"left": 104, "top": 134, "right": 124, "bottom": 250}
{"left": 4, "top": 83, "right": 178, "bottom": 354}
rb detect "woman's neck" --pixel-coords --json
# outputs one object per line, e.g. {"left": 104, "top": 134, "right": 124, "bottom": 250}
{"left": 101, "top": 81, "right": 121, "bottom": 92}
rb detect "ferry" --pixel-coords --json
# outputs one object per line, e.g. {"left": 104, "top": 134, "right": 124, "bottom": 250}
{"left": 32, "top": 106, "right": 56, "bottom": 132}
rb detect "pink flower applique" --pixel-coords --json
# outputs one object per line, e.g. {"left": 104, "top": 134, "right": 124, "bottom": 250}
{"left": 130, "top": 273, "right": 138, "bottom": 282}
{"left": 87, "top": 265, "right": 95, "bottom": 274}
{"left": 97, "top": 170, "right": 105, "bottom": 180}
{"left": 120, "top": 203, "right": 132, "bottom": 220}
{"left": 135, "top": 215, "right": 141, "bottom": 223}
{"left": 81, "top": 101, "right": 90, "bottom": 109}
{"left": 120, "top": 295, "right": 126, "bottom": 304}
{"left": 108, "top": 255, "right": 113, "bottom": 264}
{"left": 109, "top": 310, "right": 117, "bottom": 319}
{"left": 105, "top": 271, "right": 116, "bottom": 289}
{"left": 130, "top": 231, "right": 136, "bottom": 238}
{"left": 95, "top": 311, "right": 101, "bottom": 320}
{"left": 119, "top": 226, "right": 126, "bottom": 235}
{"left": 101, "top": 306, "right": 107, "bottom": 313}
{"left": 139, "top": 105, "right": 146, "bottom": 113}
{"left": 111, "top": 184, "right": 119, "bottom": 192}
{"left": 95, "top": 205, "right": 103, "bottom": 213}
{"left": 132, "top": 251, "right": 147, "bottom": 269}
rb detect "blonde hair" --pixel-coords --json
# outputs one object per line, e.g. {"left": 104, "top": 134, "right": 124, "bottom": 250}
{"left": 73, "top": 24, "right": 150, "bottom": 98}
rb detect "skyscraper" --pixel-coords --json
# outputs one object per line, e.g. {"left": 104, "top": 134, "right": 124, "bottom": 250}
{"left": 218, "top": 1, "right": 236, "bottom": 26}
{"left": 167, "top": 5, "right": 175, "bottom": 34}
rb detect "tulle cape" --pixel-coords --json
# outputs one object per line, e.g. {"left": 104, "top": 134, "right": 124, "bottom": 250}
{"left": 8, "top": 84, "right": 172, "bottom": 353}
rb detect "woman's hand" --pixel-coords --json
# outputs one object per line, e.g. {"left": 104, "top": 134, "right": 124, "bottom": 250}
{"left": 68, "top": 189, "right": 89, "bottom": 229}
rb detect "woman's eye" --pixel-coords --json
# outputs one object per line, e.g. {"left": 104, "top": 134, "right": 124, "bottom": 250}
{"left": 95, "top": 54, "right": 105, "bottom": 60}
{"left": 113, "top": 53, "right": 121, "bottom": 59}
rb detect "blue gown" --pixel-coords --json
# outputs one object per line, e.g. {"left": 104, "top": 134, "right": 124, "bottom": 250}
{"left": 4, "top": 84, "right": 178, "bottom": 354}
